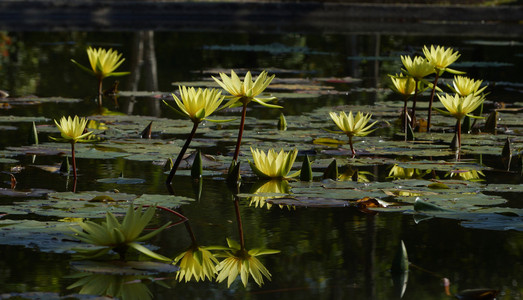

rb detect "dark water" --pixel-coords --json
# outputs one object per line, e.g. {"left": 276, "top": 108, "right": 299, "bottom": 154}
{"left": 0, "top": 31, "right": 522, "bottom": 299}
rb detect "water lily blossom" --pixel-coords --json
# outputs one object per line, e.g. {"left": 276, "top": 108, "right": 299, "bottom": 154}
{"left": 71, "top": 47, "right": 130, "bottom": 106}
{"left": 390, "top": 73, "right": 416, "bottom": 97}
{"left": 213, "top": 70, "right": 279, "bottom": 109}
{"left": 399, "top": 56, "right": 434, "bottom": 127}
{"left": 249, "top": 148, "right": 299, "bottom": 179}
{"left": 173, "top": 245, "right": 220, "bottom": 282}
{"left": 390, "top": 73, "right": 417, "bottom": 136}
{"left": 213, "top": 70, "right": 280, "bottom": 164}
{"left": 329, "top": 111, "right": 377, "bottom": 157}
{"left": 422, "top": 45, "right": 464, "bottom": 131}
{"left": 215, "top": 238, "right": 279, "bottom": 288}
{"left": 436, "top": 93, "right": 485, "bottom": 149}
{"left": 400, "top": 55, "right": 434, "bottom": 80}
{"left": 71, "top": 204, "right": 171, "bottom": 261}
{"left": 451, "top": 76, "right": 487, "bottom": 97}
{"left": 437, "top": 93, "right": 485, "bottom": 120}
{"left": 164, "top": 86, "right": 233, "bottom": 185}
{"left": 163, "top": 86, "right": 227, "bottom": 123}
{"left": 423, "top": 45, "right": 462, "bottom": 75}
{"left": 71, "top": 47, "right": 130, "bottom": 80}
{"left": 52, "top": 116, "right": 93, "bottom": 183}
{"left": 54, "top": 115, "right": 93, "bottom": 143}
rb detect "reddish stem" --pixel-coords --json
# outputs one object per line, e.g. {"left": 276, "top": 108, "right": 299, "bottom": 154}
{"left": 232, "top": 102, "right": 248, "bottom": 163}
{"left": 349, "top": 135, "right": 355, "bottom": 158}
{"left": 140, "top": 205, "right": 189, "bottom": 229}
{"left": 166, "top": 121, "right": 199, "bottom": 185}
{"left": 427, "top": 73, "right": 440, "bottom": 132}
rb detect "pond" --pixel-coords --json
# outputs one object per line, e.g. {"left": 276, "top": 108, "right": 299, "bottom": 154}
{"left": 0, "top": 18, "right": 522, "bottom": 300}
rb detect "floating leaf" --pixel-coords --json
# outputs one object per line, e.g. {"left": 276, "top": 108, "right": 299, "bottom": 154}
{"left": 96, "top": 177, "right": 146, "bottom": 184}
{"left": 70, "top": 260, "right": 178, "bottom": 275}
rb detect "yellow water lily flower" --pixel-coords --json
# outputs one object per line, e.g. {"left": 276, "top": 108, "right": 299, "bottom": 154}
{"left": 71, "top": 204, "right": 171, "bottom": 261}
{"left": 330, "top": 111, "right": 377, "bottom": 138}
{"left": 212, "top": 70, "right": 280, "bottom": 109}
{"left": 390, "top": 73, "right": 416, "bottom": 97}
{"left": 54, "top": 115, "right": 93, "bottom": 143}
{"left": 422, "top": 45, "right": 461, "bottom": 75}
{"left": 437, "top": 93, "right": 485, "bottom": 120}
{"left": 163, "top": 86, "right": 228, "bottom": 123}
{"left": 451, "top": 76, "right": 487, "bottom": 97}
{"left": 436, "top": 93, "right": 485, "bottom": 150}
{"left": 329, "top": 111, "right": 377, "bottom": 156}
{"left": 71, "top": 47, "right": 129, "bottom": 80}
{"left": 173, "top": 245, "right": 220, "bottom": 282}
{"left": 249, "top": 148, "right": 299, "bottom": 179}
{"left": 400, "top": 55, "right": 434, "bottom": 80}
{"left": 215, "top": 238, "right": 280, "bottom": 288}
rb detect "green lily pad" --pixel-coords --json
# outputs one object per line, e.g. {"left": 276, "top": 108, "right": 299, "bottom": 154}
{"left": 0, "top": 116, "right": 50, "bottom": 123}
{"left": 1, "top": 191, "right": 194, "bottom": 219}
{"left": 96, "top": 177, "right": 146, "bottom": 184}
{"left": 70, "top": 260, "right": 178, "bottom": 275}
{"left": 0, "top": 219, "right": 81, "bottom": 253}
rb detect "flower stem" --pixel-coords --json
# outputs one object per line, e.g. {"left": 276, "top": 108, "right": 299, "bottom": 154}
{"left": 97, "top": 79, "right": 103, "bottom": 108}
{"left": 457, "top": 118, "right": 462, "bottom": 150}
{"left": 403, "top": 95, "right": 408, "bottom": 142}
{"left": 349, "top": 135, "right": 356, "bottom": 158}
{"left": 410, "top": 80, "right": 419, "bottom": 129}
{"left": 166, "top": 121, "right": 199, "bottom": 185}
{"left": 232, "top": 102, "right": 248, "bottom": 163}
{"left": 71, "top": 142, "right": 77, "bottom": 181}
{"left": 427, "top": 73, "right": 440, "bottom": 132}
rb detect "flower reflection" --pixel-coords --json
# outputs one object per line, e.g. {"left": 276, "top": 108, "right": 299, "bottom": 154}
{"left": 67, "top": 273, "right": 153, "bottom": 300}
{"left": 215, "top": 238, "right": 280, "bottom": 288}
{"left": 173, "top": 244, "right": 220, "bottom": 282}
{"left": 338, "top": 166, "right": 373, "bottom": 182}
{"left": 388, "top": 164, "right": 430, "bottom": 180}
{"left": 446, "top": 169, "right": 485, "bottom": 181}
{"left": 249, "top": 179, "right": 290, "bottom": 209}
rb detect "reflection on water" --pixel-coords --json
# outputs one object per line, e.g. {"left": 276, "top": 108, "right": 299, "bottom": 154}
{"left": 68, "top": 273, "right": 154, "bottom": 300}
{"left": 0, "top": 28, "right": 522, "bottom": 300}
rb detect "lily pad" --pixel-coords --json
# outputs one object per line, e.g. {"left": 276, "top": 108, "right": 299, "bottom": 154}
{"left": 96, "top": 177, "right": 146, "bottom": 184}
{"left": 70, "top": 260, "right": 178, "bottom": 275}
{"left": 0, "top": 219, "right": 81, "bottom": 253}
{"left": 0, "top": 191, "right": 194, "bottom": 219}
{"left": 0, "top": 116, "right": 50, "bottom": 123}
